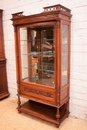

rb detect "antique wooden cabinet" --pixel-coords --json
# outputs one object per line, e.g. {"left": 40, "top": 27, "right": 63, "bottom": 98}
{"left": 0, "top": 10, "right": 9, "bottom": 99}
{"left": 11, "top": 4, "right": 71, "bottom": 127}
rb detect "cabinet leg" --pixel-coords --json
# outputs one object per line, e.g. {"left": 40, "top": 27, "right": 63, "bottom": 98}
{"left": 56, "top": 108, "right": 60, "bottom": 124}
{"left": 56, "top": 124, "right": 59, "bottom": 128}
{"left": 18, "top": 109, "right": 21, "bottom": 113}
{"left": 17, "top": 93, "right": 21, "bottom": 113}
{"left": 63, "top": 101, "right": 69, "bottom": 119}
{"left": 65, "top": 101, "right": 69, "bottom": 114}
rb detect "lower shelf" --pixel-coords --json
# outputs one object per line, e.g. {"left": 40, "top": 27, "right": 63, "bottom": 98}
{"left": 18, "top": 100, "right": 69, "bottom": 126}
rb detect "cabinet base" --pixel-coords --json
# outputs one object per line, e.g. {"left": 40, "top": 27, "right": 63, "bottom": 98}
{"left": 18, "top": 100, "right": 69, "bottom": 126}
{"left": 0, "top": 92, "right": 9, "bottom": 100}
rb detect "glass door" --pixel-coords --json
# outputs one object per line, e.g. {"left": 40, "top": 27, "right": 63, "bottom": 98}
{"left": 19, "top": 25, "right": 55, "bottom": 87}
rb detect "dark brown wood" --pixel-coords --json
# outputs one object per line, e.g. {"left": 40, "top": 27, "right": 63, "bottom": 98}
{"left": 11, "top": 4, "right": 71, "bottom": 127}
{"left": 0, "top": 10, "right": 9, "bottom": 99}
{"left": 18, "top": 100, "right": 69, "bottom": 125}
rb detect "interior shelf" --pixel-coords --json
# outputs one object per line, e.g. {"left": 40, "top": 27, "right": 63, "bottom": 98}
{"left": 21, "top": 51, "right": 54, "bottom": 57}
{"left": 20, "top": 38, "right": 54, "bottom": 42}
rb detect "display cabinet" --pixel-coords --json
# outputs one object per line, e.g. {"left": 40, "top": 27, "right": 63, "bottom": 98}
{"left": 11, "top": 4, "right": 71, "bottom": 127}
{"left": 0, "top": 10, "right": 9, "bottom": 99}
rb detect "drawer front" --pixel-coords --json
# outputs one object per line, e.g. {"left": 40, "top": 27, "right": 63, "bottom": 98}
{"left": 20, "top": 85, "right": 56, "bottom": 105}
{"left": 21, "top": 85, "right": 54, "bottom": 98}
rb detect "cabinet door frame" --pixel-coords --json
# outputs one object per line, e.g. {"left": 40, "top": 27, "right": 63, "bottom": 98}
{"left": 15, "top": 21, "right": 58, "bottom": 106}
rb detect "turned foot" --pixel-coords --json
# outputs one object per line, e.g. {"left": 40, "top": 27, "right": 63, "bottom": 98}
{"left": 18, "top": 110, "right": 21, "bottom": 113}
{"left": 56, "top": 124, "right": 59, "bottom": 128}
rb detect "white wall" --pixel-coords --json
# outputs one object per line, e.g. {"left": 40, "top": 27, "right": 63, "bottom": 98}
{"left": 0, "top": 0, "right": 87, "bottom": 121}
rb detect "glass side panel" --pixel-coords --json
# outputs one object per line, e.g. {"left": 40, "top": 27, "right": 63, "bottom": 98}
{"left": 61, "top": 25, "right": 68, "bottom": 86}
{"left": 20, "top": 26, "right": 55, "bottom": 87}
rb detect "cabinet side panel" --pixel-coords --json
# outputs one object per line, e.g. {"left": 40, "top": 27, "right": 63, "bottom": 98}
{"left": 60, "top": 85, "right": 69, "bottom": 104}
{"left": 0, "top": 12, "right": 5, "bottom": 59}
{"left": 0, "top": 61, "right": 8, "bottom": 93}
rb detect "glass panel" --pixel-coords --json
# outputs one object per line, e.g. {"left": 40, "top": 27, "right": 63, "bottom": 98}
{"left": 20, "top": 26, "right": 55, "bottom": 87}
{"left": 61, "top": 25, "right": 68, "bottom": 86}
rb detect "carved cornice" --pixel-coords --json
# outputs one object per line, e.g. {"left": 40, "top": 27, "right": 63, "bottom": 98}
{"left": 11, "top": 4, "right": 71, "bottom": 26}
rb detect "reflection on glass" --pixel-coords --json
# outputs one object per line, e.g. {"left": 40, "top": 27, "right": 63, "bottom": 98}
{"left": 61, "top": 25, "right": 68, "bottom": 86}
{"left": 20, "top": 26, "right": 55, "bottom": 87}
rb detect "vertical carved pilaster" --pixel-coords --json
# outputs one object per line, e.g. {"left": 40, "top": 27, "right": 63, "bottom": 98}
{"left": 56, "top": 85, "right": 60, "bottom": 125}
{"left": 57, "top": 20, "right": 60, "bottom": 28}
{"left": 17, "top": 78, "right": 21, "bottom": 113}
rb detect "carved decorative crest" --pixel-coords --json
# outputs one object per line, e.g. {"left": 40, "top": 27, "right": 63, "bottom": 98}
{"left": 43, "top": 4, "right": 71, "bottom": 13}
{"left": 12, "top": 12, "right": 24, "bottom": 18}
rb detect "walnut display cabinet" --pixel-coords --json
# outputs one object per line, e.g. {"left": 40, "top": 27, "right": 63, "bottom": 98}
{"left": 0, "top": 10, "right": 9, "bottom": 99}
{"left": 11, "top": 4, "right": 71, "bottom": 127}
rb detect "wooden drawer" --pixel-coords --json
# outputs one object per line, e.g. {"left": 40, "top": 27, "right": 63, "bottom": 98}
{"left": 20, "top": 85, "right": 56, "bottom": 106}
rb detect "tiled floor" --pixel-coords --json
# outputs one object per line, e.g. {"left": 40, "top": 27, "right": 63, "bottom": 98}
{"left": 0, "top": 97, "right": 87, "bottom": 130}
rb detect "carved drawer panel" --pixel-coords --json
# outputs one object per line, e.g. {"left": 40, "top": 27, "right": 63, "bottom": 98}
{"left": 21, "top": 85, "right": 53, "bottom": 98}
{"left": 20, "top": 85, "right": 56, "bottom": 105}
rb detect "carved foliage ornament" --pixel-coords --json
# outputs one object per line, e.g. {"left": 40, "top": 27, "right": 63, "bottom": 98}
{"left": 23, "top": 86, "right": 53, "bottom": 98}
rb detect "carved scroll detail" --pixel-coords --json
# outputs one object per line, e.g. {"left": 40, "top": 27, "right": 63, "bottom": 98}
{"left": 23, "top": 86, "right": 53, "bottom": 98}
